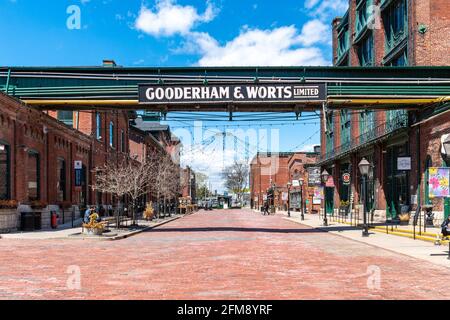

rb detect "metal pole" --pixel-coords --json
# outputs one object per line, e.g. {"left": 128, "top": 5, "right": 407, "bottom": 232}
{"left": 287, "top": 187, "right": 291, "bottom": 217}
{"left": 362, "top": 175, "right": 369, "bottom": 237}
{"left": 300, "top": 184, "right": 305, "bottom": 220}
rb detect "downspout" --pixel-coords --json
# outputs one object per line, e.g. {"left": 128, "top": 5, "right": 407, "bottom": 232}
{"left": 417, "top": 123, "right": 421, "bottom": 208}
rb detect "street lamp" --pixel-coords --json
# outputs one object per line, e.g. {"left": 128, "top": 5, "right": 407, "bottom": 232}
{"left": 321, "top": 169, "right": 330, "bottom": 226}
{"left": 358, "top": 158, "right": 371, "bottom": 237}
{"left": 299, "top": 178, "right": 305, "bottom": 221}
{"left": 287, "top": 181, "right": 292, "bottom": 217}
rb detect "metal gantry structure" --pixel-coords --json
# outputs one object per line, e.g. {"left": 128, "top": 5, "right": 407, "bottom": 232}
{"left": 0, "top": 66, "right": 449, "bottom": 112}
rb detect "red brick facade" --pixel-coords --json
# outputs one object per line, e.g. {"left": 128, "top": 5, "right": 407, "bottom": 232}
{"left": 326, "top": 0, "right": 450, "bottom": 221}
{"left": 250, "top": 151, "right": 319, "bottom": 212}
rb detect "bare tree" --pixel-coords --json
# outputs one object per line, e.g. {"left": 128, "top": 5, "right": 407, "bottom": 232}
{"left": 221, "top": 160, "right": 249, "bottom": 202}
{"left": 91, "top": 160, "right": 132, "bottom": 228}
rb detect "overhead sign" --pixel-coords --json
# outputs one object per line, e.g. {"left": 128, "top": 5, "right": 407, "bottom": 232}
{"left": 307, "top": 167, "right": 321, "bottom": 186}
{"left": 138, "top": 83, "right": 327, "bottom": 104}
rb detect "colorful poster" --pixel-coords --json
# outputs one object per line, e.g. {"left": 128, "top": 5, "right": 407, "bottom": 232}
{"left": 428, "top": 167, "right": 450, "bottom": 198}
{"left": 313, "top": 186, "right": 324, "bottom": 200}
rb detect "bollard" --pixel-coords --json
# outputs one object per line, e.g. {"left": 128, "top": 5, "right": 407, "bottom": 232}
{"left": 448, "top": 241, "right": 450, "bottom": 260}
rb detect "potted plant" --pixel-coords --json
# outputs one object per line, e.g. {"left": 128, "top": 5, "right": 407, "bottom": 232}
{"left": 0, "top": 200, "right": 18, "bottom": 209}
{"left": 0, "top": 200, "right": 19, "bottom": 233}
{"left": 82, "top": 212, "right": 105, "bottom": 235}
{"left": 30, "top": 200, "right": 48, "bottom": 210}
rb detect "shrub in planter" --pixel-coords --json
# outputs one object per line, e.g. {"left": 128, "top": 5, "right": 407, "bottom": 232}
{"left": 30, "top": 200, "right": 48, "bottom": 209}
{"left": 0, "top": 200, "right": 18, "bottom": 209}
{"left": 58, "top": 201, "right": 73, "bottom": 210}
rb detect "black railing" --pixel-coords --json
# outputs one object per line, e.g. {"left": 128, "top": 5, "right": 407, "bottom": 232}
{"left": 319, "top": 113, "right": 408, "bottom": 163}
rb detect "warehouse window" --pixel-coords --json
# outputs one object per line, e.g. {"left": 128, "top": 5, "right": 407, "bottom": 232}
{"left": 358, "top": 32, "right": 374, "bottom": 66}
{"left": 383, "top": 0, "right": 407, "bottom": 53}
{"left": 109, "top": 122, "right": 115, "bottom": 148}
{"left": 96, "top": 113, "right": 102, "bottom": 140}
{"left": 57, "top": 111, "right": 74, "bottom": 126}
{"left": 0, "top": 143, "right": 10, "bottom": 200}
{"left": 57, "top": 158, "right": 66, "bottom": 202}
{"left": 27, "top": 151, "right": 40, "bottom": 201}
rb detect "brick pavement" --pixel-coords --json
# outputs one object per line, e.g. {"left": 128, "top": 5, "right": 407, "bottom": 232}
{"left": 0, "top": 209, "right": 449, "bottom": 300}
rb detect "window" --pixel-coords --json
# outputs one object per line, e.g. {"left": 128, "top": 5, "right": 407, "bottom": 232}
{"left": 96, "top": 113, "right": 102, "bottom": 140}
{"left": 383, "top": 0, "right": 407, "bottom": 53}
{"left": 358, "top": 32, "right": 374, "bottom": 66}
{"left": 336, "top": 13, "right": 350, "bottom": 65}
{"left": 27, "top": 151, "right": 40, "bottom": 201}
{"left": 57, "top": 158, "right": 66, "bottom": 202}
{"left": 389, "top": 50, "right": 408, "bottom": 66}
{"left": 340, "top": 110, "right": 351, "bottom": 147}
{"left": 120, "top": 130, "right": 125, "bottom": 152}
{"left": 0, "top": 143, "right": 10, "bottom": 200}
{"left": 355, "top": 0, "right": 374, "bottom": 36}
{"left": 359, "top": 110, "right": 375, "bottom": 143}
{"left": 325, "top": 112, "right": 334, "bottom": 155}
{"left": 109, "top": 121, "right": 115, "bottom": 148}
{"left": 57, "top": 111, "right": 74, "bottom": 126}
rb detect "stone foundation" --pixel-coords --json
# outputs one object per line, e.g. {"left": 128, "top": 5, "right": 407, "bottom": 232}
{"left": 0, "top": 209, "right": 18, "bottom": 233}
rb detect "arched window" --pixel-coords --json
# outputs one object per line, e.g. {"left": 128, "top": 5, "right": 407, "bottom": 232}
{"left": 0, "top": 142, "right": 10, "bottom": 200}
{"left": 109, "top": 121, "right": 115, "bottom": 148}
{"left": 57, "top": 158, "right": 66, "bottom": 202}
{"left": 96, "top": 113, "right": 102, "bottom": 140}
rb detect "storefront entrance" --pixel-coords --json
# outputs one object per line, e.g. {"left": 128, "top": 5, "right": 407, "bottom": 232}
{"left": 385, "top": 142, "right": 410, "bottom": 218}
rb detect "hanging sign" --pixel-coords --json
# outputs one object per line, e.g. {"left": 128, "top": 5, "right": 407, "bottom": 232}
{"left": 428, "top": 167, "right": 450, "bottom": 198}
{"left": 342, "top": 172, "right": 351, "bottom": 186}
{"left": 139, "top": 83, "right": 326, "bottom": 105}
{"left": 307, "top": 167, "right": 321, "bottom": 186}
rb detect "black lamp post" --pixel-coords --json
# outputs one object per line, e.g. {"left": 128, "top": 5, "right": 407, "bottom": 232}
{"left": 299, "top": 178, "right": 305, "bottom": 221}
{"left": 287, "top": 181, "right": 292, "bottom": 217}
{"left": 321, "top": 169, "right": 330, "bottom": 226}
{"left": 358, "top": 158, "right": 371, "bottom": 237}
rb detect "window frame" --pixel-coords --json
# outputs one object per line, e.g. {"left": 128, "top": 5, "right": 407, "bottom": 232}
{"left": 0, "top": 142, "right": 11, "bottom": 200}
{"left": 57, "top": 157, "right": 67, "bottom": 202}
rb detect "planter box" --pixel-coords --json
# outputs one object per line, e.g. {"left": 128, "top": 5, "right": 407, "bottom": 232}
{"left": 0, "top": 209, "right": 18, "bottom": 233}
{"left": 83, "top": 227, "right": 104, "bottom": 236}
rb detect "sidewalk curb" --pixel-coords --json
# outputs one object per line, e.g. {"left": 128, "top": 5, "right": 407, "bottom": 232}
{"left": 107, "top": 215, "right": 185, "bottom": 241}
{"left": 283, "top": 216, "right": 450, "bottom": 269}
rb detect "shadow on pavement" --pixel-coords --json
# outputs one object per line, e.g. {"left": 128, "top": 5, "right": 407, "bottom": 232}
{"left": 145, "top": 225, "right": 363, "bottom": 234}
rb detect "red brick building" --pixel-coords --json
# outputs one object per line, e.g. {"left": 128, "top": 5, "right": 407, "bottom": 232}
{"left": 0, "top": 92, "right": 183, "bottom": 231}
{"left": 320, "top": 0, "right": 450, "bottom": 222}
{"left": 250, "top": 150, "right": 320, "bottom": 212}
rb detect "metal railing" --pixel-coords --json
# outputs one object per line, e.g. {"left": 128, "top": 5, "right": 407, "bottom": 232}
{"left": 319, "top": 112, "right": 408, "bottom": 163}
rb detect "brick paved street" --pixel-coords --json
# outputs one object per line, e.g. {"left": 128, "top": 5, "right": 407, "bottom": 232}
{"left": 1, "top": 209, "right": 450, "bottom": 300}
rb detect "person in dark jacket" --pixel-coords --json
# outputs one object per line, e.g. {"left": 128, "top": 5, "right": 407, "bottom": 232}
{"left": 441, "top": 216, "right": 450, "bottom": 237}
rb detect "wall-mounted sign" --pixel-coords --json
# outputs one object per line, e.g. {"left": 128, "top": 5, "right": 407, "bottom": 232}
{"left": 74, "top": 160, "right": 83, "bottom": 170}
{"left": 428, "top": 167, "right": 450, "bottom": 198}
{"left": 292, "top": 180, "right": 300, "bottom": 187}
{"left": 138, "top": 83, "right": 326, "bottom": 105}
{"left": 397, "top": 157, "right": 411, "bottom": 170}
{"left": 342, "top": 172, "right": 351, "bottom": 186}
{"left": 307, "top": 167, "right": 321, "bottom": 186}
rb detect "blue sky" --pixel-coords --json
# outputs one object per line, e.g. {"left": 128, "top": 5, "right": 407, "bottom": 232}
{"left": 0, "top": 0, "right": 348, "bottom": 191}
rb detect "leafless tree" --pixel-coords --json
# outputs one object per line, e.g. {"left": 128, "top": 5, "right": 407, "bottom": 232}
{"left": 221, "top": 160, "right": 249, "bottom": 201}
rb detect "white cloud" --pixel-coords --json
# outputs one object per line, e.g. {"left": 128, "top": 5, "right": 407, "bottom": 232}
{"left": 187, "top": 25, "right": 329, "bottom": 66}
{"left": 297, "top": 19, "right": 331, "bottom": 46}
{"left": 305, "top": 0, "right": 348, "bottom": 21}
{"left": 135, "top": 0, "right": 218, "bottom": 37}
